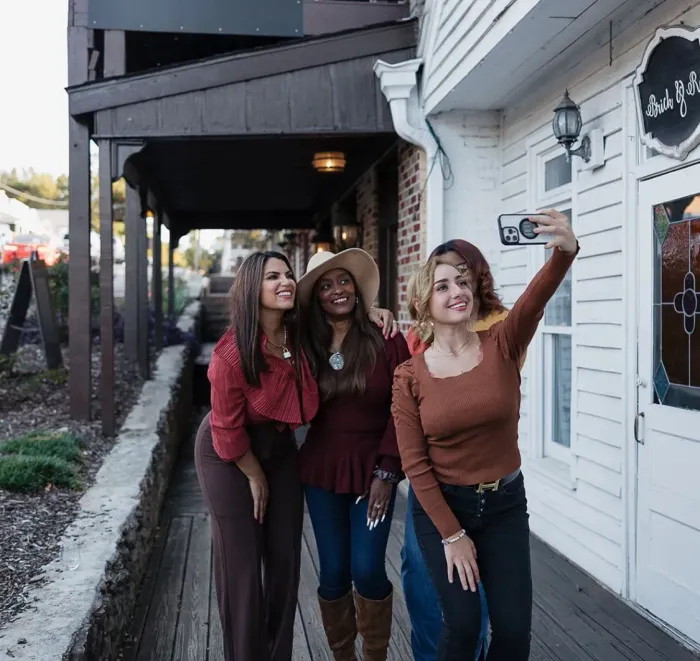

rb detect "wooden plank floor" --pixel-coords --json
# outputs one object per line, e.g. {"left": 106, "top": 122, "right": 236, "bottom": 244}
{"left": 119, "top": 426, "right": 699, "bottom": 661}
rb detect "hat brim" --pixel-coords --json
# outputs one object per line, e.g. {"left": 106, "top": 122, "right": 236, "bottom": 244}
{"left": 297, "top": 248, "right": 380, "bottom": 313}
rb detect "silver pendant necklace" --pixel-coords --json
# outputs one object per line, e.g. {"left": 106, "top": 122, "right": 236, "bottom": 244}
{"left": 329, "top": 348, "right": 345, "bottom": 371}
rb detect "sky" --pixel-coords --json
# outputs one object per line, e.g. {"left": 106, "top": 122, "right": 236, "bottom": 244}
{"left": 0, "top": 1, "right": 69, "bottom": 177}
{"left": 0, "top": 3, "right": 222, "bottom": 250}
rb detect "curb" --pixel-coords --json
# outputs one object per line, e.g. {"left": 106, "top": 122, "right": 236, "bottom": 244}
{"left": 0, "top": 302, "right": 201, "bottom": 661}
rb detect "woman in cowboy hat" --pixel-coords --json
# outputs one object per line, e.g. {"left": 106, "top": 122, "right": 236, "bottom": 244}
{"left": 297, "top": 248, "right": 410, "bottom": 661}
{"left": 195, "top": 250, "right": 398, "bottom": 661}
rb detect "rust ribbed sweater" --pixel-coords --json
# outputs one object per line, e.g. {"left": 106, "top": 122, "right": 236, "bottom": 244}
{"left": 391, "top": 247, "right": 577, "bottom": 539}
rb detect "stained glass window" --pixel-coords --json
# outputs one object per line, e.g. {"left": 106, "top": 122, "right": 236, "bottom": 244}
{"left": 652, "top": 195, "right": 700, "bottom": 410}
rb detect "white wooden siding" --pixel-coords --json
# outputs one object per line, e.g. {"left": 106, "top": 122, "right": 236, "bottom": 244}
{"left": 424, "top": 0, "right": 539, "bottom": 111}
{"left": 492, "top": 0, "right": 700, "bottom": 594}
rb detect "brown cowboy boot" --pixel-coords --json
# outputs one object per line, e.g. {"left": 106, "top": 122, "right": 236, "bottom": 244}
{"left": 317, "top": 590, "right": 358, "bottom": 661}
{"left": 354, "top": 588, "right": 393, "bottom": 661}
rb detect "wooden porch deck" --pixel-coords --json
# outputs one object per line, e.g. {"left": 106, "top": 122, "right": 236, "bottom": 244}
{"left": 118, "top": 422, "right": 698, "bottom": 661}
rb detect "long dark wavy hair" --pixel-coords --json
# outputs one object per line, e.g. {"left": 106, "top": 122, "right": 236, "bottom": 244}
{"left": 430, "top": 239, "right": 507, "bottom": 319}
{"left": 303, "top": 274, "right": 384, "bottom": 402}
{"left": 230, "top": 251, "right": 300, "bottom": 387}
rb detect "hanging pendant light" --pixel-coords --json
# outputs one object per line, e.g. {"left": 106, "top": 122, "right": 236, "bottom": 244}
{"left": 313, "top": 151, "right": 346, "bottom": 173}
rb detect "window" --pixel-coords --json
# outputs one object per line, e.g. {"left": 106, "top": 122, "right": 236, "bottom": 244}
{"left": 544, "top": 153, "right": 572, "bottom": 192}
{"left": 652, "top": 196, "right": 700, "bottom": 411}
{"left": 543, "top": 208, "right": 573, "bottom": 458}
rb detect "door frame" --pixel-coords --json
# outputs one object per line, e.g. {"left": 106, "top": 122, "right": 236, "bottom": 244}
{"left": 625, "top": 80, "right": 700, "bottom": 652}
{"left": 624, "top": 78, "right": 700, "bottom": 604}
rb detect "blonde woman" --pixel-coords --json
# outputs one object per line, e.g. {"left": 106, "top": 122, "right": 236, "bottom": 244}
{"left": 391, "top": 210, "right": 578, "bottom": 661}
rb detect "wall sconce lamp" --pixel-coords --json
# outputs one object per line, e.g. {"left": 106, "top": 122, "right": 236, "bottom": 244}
{"left": 552, "top": 90, "right": 605, "bottom": 170}
{"left": 311, "top": 224, "right": 334, "bottom": 254}
{"left": 331, "top": 197, "right": 361, "bottom": 250}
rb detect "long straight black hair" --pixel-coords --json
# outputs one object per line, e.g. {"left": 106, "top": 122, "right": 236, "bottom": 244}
{"left": 230, "top": 251, "right": 300, "bottom": 387}
{"left": 302, "top": 274, "right": 384, "bottom": 402}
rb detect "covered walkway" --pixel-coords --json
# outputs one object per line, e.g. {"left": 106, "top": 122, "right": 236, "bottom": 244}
{"left": 118, "top": 411, "right": 697, "bottom": 661}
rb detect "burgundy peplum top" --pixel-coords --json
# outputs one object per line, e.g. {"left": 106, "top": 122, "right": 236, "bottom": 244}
{"left": 208, "top": 330, "right": 319, "bottom": 462}
{"left": 299, "top": 332, "right": 411, "bottom": 494}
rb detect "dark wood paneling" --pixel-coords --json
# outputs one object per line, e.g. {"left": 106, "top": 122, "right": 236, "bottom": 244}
{"left": 113, "top": 101, "right": 159, "bottom": 135}
{"left": 153, "top": 211, "right": 163, "bottom": 351}
{"left": 68, "top": 118, "right": 92, "bottom": 420}
{"left": 103, "top": 30, "right": 126, "bottom": 78}
{"left": 91, "top": 47, "right": 414, "bottom": 139}
{"left": 246, "top": 75, "right": 292, "bottom": 133}
{"left": 69, "top": 21, "right": 417, "bottom": 115}
{"left": 289, "top": 67, "right": 335, "bottom": 132}
{"left": 158, "top": 92, "right": 204, "bottom": 136}
{"left": 303, "top": 0, "right": 409, "bottom": 36}
{"left": 99, "top": 140, "right": 115, "bottom": 436}
{"left": 331, "top": 56, "right": 379, "bottom": 132}
{"left": 202, "top": 85, "right": 247, "bottom": 134}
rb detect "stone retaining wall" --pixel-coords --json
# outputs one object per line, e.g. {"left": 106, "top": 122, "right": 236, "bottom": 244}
{"left": 0, "top": 302, "right": 201, "bottom": 661}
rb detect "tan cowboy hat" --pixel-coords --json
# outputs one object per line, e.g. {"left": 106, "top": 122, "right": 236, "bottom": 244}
{"left": 297, "top": 248, "right": 379, "bottom": 312}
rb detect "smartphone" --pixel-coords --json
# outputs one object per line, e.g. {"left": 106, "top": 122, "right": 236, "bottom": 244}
{"left": 497, "top": 214, "right": 550, "bottom": 246}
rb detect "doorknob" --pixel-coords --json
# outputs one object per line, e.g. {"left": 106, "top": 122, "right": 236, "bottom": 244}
{"left": 634, "top": 412, "right": 645, "bottom": 444}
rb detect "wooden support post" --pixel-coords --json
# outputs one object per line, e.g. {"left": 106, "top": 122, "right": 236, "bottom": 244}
{"left": 124, "top": 185, "right": 140, "bottom": 363}
{"left": 98, "top": 140, "right": 115, "bottom": 436}
{"left": 68, "top": 117, "right": 92, "bottom": 420}
{"left": 137, "top": 202, "right": 150, "bottom": 379}
{"left": 168, "top": 235, "right": 175, "bottom": 318}
{"left": 153, "top": 210, "right": 163, "bottom": 351}
{"left": 103, "top": 30, "right": 126, "bottom": 78}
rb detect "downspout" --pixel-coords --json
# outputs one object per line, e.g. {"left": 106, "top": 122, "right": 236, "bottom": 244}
{"left": 373, "top": 58, "right": 444, "bottom": 252}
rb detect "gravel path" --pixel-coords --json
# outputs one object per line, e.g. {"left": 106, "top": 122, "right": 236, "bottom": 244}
{"left": 0, "top": 344, "right": 146, "bottom": 629}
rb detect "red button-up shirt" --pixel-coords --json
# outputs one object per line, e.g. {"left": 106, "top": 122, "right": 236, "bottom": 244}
{"left": 208, "top": 330, "right": 319, "bottom": 462}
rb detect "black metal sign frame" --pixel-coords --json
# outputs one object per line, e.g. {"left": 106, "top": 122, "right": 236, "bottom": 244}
{"left": 634, "top": 25, "right": 700, "bottom": 161}
{"left": 0, "top": 259, "right": 63, "bottom": 370}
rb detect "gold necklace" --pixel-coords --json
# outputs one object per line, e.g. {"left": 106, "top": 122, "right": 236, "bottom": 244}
{"left": 266, "top": 326, "right": 292, "bottom": 360}
{"left": 432, "top": 332, "right": 476, "bottom": 357}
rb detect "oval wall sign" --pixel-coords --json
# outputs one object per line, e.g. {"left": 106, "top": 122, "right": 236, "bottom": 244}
{"left": 634, "top": 26, "right": 700, "bottom": 160}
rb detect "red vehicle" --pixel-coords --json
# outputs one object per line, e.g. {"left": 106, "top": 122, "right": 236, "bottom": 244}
{"left": 1, "top": 234, "right": 60, "bottom": 266}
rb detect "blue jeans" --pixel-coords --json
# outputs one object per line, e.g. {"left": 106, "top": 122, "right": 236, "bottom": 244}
{"left": 402, "top": 486, "right": 489, "bottom": 661}
{"left": 304, "top": 484, "right": 397, "bottom": 601}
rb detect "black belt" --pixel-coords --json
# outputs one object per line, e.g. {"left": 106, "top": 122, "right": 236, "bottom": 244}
{"left": 467, "top": 468, "right": 521, "bottom": 494}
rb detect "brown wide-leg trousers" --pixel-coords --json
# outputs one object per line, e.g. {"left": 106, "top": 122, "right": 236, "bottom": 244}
{"left": 194, "top": 413, "right": 303, "bottom": 661}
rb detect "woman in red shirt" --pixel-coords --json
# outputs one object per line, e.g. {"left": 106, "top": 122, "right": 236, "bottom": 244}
{"left": 195, "top": 250, "right": 398, "bottom": 661}
{"left": 296, "top": 248, "right": 410, "bottom": 661}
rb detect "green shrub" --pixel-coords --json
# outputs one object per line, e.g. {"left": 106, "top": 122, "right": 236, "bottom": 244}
{"left": 0, "top": 454, "right": 80, "bottom": 492}
{"left": 0, "top": 432, "right": 81, "bottom": 463}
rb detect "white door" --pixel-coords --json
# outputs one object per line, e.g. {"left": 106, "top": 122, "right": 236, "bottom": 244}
{"left": 637, "top": 165, "right": 700, "bottom": 646}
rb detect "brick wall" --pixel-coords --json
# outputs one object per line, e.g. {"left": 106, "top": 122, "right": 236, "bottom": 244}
{"left": 397, "top": 142, "right": 426, "bottom": 331}
{"left": 357, "top": 168, "right": 379, "bottom": 263}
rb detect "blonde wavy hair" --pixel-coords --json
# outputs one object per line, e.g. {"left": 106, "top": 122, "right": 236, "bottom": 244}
{"left": 406, "top": 256, "right": 439, "bottom": 346}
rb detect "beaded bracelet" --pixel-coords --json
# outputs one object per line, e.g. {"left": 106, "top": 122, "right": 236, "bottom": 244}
{"left": 372, "top": 467, "right": 400, "bottom": 484}
{"left": 442, "top": 529, "right": 466, "bottom": 546}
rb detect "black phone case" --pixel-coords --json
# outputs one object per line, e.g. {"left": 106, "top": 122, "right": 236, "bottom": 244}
{"left": 497, "top": 214, "right": 550, "bottom": 246}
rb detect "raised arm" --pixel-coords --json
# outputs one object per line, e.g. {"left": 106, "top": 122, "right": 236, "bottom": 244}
{"left": 391, "top": 363, "right": 462, "bottom": 540}
{"left": 497, "top": 209, "right": 579, "bottom": 364}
